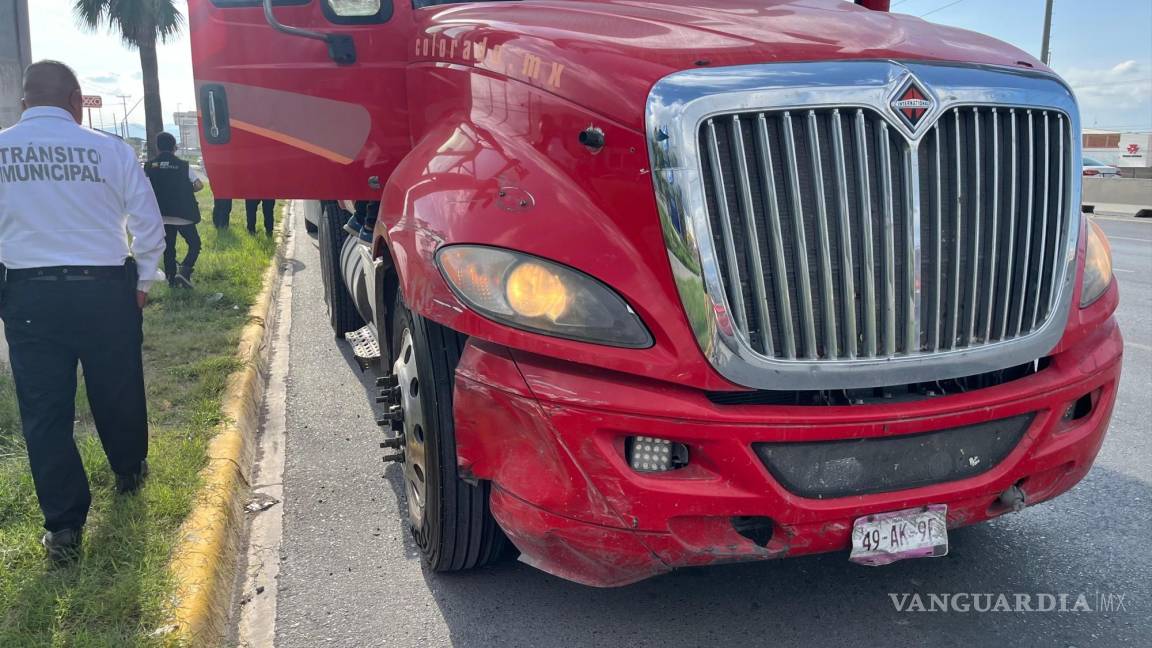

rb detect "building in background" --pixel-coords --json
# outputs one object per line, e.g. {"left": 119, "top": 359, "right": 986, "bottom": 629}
{"left": 174, "top": 111, "right": 200, "bottom": 154}
{"left": 0, "top": 0, "right": 32, "bottom": 129}
{"left": 1083, "top": 128, "right": 1152, "bottom": 178}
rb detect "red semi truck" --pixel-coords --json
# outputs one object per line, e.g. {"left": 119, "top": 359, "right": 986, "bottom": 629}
{"left": 190, "top": 0, "right": 1122, "bottom": 586}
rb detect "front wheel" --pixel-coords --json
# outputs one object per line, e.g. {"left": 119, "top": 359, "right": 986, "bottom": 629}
{"left": 390, "top": 293, "right": 507, "bottom": 571}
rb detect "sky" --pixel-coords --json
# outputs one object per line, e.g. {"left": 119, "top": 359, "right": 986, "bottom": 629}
{"left": 25, "top": 0, "right": 1152, "bottom": 133}
{"left": 28, "top": 0, "right": 197, "bottom": 132}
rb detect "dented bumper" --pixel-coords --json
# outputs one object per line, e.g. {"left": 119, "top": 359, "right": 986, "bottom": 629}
{"left": 453, "top": 317, "right": 1122, "bottom": 587}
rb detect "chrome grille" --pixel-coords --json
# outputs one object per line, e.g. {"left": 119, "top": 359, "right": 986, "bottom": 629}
{"left": 699, "top": 105, "right": 1071, "bottom": 361}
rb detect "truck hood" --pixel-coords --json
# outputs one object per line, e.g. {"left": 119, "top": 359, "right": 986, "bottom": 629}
{"left": 415, "top": 0, "right": 1049, "bottom": 130}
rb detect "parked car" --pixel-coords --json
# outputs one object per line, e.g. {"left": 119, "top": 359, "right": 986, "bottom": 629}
{"left": 1083, "top": 157, "right": 1120, "bottom": 177}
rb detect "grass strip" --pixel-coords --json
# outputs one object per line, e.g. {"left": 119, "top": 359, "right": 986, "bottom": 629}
{"left": 0, "top": 191, "right": 278, "bottom": 647}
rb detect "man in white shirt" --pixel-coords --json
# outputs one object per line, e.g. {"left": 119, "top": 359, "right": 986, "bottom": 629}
{"left": 0, "top": 60, "right": 165, "bottom": 564}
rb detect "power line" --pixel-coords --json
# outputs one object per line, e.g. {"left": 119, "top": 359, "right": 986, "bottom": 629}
{"left": 918, "top": 0, "right": 968, "bottom": 18}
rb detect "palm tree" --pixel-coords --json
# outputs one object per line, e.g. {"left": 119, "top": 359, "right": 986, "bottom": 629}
{"left": 74, "top": 0, "right": 184, "bottom": 157}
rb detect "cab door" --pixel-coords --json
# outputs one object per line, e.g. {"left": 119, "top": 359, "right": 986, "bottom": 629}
{"left": 188, "top": 0, "right": 412, "bottom": 200}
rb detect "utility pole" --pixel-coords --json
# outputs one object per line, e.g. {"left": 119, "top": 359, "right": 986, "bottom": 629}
{"left": 122, "top": 96, "right": 144, "bottom": 143}
{"left": 1, "top": 0, "right": 32, "bottom": 129}
{"left": 1040, "top": 0, "right": 1055, "bottom": 65}
{"left": 118, "top": 94, "right": 131, "bottom": 138}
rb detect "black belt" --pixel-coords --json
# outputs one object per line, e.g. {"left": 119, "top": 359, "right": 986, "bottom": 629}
{"left": 6, "top": 265, "right": 129, "bottom": 283}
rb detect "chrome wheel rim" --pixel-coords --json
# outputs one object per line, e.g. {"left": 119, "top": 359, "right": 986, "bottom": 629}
{"left": 394, "top": 328, "right": 427, "bottom": 531}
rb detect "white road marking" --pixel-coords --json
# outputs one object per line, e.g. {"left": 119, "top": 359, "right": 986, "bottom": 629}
{"left": 1114, "top": 268, "right": 1134, "bottom": 273}
{"left": 1127, "top": 341, "right": 1152, "bottom": 353}
{"left": 236, "top": 202, "right": 296, "bottom": 646}
{"left": 1107, "top": 235, "right": 1152, "bottom": 243}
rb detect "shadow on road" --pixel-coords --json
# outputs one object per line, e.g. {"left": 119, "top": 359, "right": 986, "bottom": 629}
{"left": 334, "top": 337, "right": 423, "bottom": 562}
{"left": 317, "top": 318, "right": 1148, "bottom": 647}
{"left": 410, "top": 466, "right": 1150, "bottom": 647}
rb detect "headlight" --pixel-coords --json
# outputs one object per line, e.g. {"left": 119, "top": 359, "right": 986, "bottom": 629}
{"left": 436, "top": 246, "right": 652, "bottom": 348}
{"left": 1080, "top": 220, "right": 1113, "bottom": 307}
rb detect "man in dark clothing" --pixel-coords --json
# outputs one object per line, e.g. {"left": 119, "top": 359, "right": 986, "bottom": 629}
{"left": 144, "top": 133, "right": 204, "bottom": 289}
{"left": 212, "top": 198, "right": 233, "bottom": 228}
{"left": 245, "top": 198, "right": 275, "bottom": 235}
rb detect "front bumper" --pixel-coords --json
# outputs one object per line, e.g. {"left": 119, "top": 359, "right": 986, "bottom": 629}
{"left": 453, "top": 316, "right": 1122, "bottom": 587}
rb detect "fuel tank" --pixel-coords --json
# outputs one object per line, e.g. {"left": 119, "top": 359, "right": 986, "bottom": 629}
{"left": 340, "top": 236, "right": 375, "bottom": 328}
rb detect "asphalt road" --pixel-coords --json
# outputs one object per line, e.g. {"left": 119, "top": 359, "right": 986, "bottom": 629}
{"left": 251, "top": 206, "right": 1151, "bottom": 647}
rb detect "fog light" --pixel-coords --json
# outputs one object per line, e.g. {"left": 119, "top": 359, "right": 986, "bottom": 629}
{"left": 1065, "top": 391, "right": 1095, "bottom": 421}
{"left": 626, "top": 436, "right": 689, "bottom": 472}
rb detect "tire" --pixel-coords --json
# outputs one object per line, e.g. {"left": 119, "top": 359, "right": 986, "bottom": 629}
{"left": 317, "top": 203, "right": 363, "bottom": 338}
{"left": 390, "top": 293, "right": 507, "bottom": 571}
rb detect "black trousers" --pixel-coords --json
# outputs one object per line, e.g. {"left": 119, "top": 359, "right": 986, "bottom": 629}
{"left": 245, "top": 199, "right": 275, "bottom": 233}
{"left": 212, "top": 198, "right": 233, "bottom": 228}
{"left": 0, "top": 277, "right": 148, "bottom": 532}
{"left": 163, "top": 224, "right": 202, "bottom": 278}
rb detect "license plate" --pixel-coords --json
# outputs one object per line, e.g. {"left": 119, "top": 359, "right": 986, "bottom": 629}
{"left": 849, "top": 504, "right": 949, "bottom": 566}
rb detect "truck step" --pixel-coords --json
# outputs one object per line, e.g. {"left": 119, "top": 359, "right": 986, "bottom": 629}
{"left": 345, "top": 325, "right": 381, "bottom": 372}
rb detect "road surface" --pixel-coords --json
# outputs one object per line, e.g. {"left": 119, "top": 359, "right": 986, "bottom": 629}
{"left": 235, "top": 205, "right": 1151, "bottom": 647}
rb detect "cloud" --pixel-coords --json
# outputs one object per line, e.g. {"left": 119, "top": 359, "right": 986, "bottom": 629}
{"left": 84, "top": 73, "right": 121, "bottom": 85}
{"left": 1059, "top": 60, "right": 1152, "bottom": 131}
{"left": 79, "top": 72, "right": 133, "bottom": 100}
{"left": 1111, "top": 60, "right": 1139, "bottom": 75}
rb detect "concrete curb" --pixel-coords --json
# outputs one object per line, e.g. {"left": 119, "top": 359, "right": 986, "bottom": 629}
{"left": 164, "top": 208, "right": 290, "bottom": 647}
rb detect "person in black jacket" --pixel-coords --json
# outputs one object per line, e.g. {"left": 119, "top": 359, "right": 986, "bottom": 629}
{"left": 144, "top": 133, "right": 204, "bottom": 289}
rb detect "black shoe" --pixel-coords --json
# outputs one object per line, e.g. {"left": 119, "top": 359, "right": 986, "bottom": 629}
{"left": 116, "top": 459, "right": 149, "bottom": 494}
{"left": 42, "top": 527, "right": 83, "bottom": 566}
{"left": 175, "top": 266, "right": 195, "bottom": 290}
